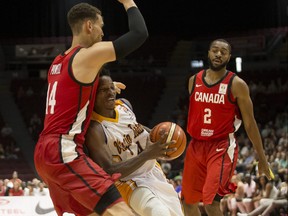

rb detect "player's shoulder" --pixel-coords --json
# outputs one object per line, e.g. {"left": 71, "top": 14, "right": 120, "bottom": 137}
{"left": 231, "top": 74, "right": 248, "bottom": 86}
{"left": 89, "top": 119, "right": 102, "bottom": 130}
{"left": 117, "top": 98, "right": 133, "bottom": 111}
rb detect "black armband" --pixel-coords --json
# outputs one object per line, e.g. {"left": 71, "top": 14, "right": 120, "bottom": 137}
{"left": 113, "top": 7, "right": 148, "bottom": 59}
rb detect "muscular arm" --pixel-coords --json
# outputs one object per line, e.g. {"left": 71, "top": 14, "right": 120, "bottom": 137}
{"left": 232, "top": 76, "right": 272, "bottom": 179}
{"left": 85, "top": 120, "right": 171, "bottom": 178}
{"left": 112, "top": 6, "right": 148, "bottom": 59}
{"left": 74, "top": 0, "right": 148, "bottom": 83}
{"left": 188, "top": 75, "right": 195, "bottom": 94}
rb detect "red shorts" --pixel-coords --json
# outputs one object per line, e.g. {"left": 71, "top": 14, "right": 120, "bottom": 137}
{"left": 181, "top": 137, "right": 238, "bottom": 205}
{"left": 34, "top": 135, "right": 122, "bottom": 215}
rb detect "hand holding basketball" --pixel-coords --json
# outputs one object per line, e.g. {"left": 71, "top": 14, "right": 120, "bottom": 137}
{"left": 150, "top": 122, "right": 187, "bottom": 161}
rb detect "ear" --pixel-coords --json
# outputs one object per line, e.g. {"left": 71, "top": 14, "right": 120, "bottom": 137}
{"left": 85, "top": 20, "right": 94, "bottom": 33}
{"left": 227, "top": 54, "right": 231, "bottom": 62}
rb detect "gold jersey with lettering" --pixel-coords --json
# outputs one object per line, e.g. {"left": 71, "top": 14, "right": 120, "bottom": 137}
{"left": 91, "top": 100, "right": 184, "bottom": 215}
{"left": 91, "top": 99, "right": 156, "bottom": 181}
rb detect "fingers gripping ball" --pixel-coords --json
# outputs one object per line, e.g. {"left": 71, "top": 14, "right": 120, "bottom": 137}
{"left": 150, "top": 122, "right": 187, "bottom": 160}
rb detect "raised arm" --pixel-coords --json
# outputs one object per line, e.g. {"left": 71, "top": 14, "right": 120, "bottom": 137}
{"left": 74, "top": 0, "right": 148, "bottom": 83}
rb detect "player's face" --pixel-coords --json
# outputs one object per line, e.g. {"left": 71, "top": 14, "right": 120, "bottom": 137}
{"left": 90, "top": 14, "right": 104, "bottom": 44}
{"left": 208, "top": 41, "right": 231, "bottom": 71}
{"left": 95, "top": 76, "right": 116, "bottom": 116}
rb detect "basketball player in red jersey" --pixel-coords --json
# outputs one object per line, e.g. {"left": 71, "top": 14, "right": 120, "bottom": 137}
{"left": 181, "top": 39, "right": 273, "bottom": 216}
{"left": 34, "top": 0, "right": 148, "bottom": 215}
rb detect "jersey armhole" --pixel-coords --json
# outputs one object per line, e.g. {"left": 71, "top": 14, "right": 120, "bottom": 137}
{"left": 227, "top": 73, "right": 237, "bottom": 104}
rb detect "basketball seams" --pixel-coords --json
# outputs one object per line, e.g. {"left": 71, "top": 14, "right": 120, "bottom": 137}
{"left": 177, "top": 128, "right": 185, "bottom": 151}
{"left": 150, "top": 124, "right": 160, "bottom": 142}
{"left": 149, "top": 121, "right": 187, "bottom": 160}
{"left": 166, "top": 122, "right": 175, "bottom": 142}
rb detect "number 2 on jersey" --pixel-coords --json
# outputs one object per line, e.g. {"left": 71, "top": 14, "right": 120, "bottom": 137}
{"left": 46, "top": 82, "right": 58, "bottom": 114}
{"left": 204, "top": 108, "right": 211, "bottom": 124}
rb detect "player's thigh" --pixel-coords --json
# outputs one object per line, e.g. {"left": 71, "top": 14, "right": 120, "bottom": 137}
{"left": 102, "top": 201, "right": 134, "bottom": 216}
{"left": 182, "top": 140, "right": 206, "bottom": 196}
{"left": 130, "top": 187, "right": 171, "bottom": 216}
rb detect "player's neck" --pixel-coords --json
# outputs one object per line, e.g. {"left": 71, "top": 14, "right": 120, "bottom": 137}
{"left": 99, "top": 110, "right": 116, "bottom": 119}
{"left": 205, "top": 69, "right": 227, "bottom": 84}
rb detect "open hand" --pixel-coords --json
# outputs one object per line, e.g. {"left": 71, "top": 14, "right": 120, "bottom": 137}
{"left": 113, "top": 81, "right": 126, "bottom": 94}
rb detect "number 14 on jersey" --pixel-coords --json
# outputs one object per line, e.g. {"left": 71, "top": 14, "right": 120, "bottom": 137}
{"left": 46, "top": 82, "right": 58, "bottom": 114}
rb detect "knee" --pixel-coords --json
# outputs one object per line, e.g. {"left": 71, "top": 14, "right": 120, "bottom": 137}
{"left": 143, "top": 199, "right": 171, "bottom": 216}
{"left": 204, "top": 201, "right": 220, "bottom": 214}
{"left": 130, "top": 188, "right": 171, "bottom": 216}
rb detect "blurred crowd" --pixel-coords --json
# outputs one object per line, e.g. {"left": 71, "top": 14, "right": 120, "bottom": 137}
{"left": 0, "top": 121, "right": 21, "bottom": 159}
{"left": 0, "top": 171, "right": 49, "bottom": 197}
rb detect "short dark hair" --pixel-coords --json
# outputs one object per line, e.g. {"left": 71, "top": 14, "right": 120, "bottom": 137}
{"left": 209, "top": 39, "right": 232, "bottom": 53}
{"left": 67, "top": 3, "right": 101, "bottom": 34}
{"left": 99, "top": 67, "right": 111, "bottom": 77}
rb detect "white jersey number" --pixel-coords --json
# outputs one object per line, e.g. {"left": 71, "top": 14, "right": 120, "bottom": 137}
{"left": 204, "top": 108, "right": 212, "bottom": 124}
{"left": 45, "top": 81, "right": 58, "bottom": 114}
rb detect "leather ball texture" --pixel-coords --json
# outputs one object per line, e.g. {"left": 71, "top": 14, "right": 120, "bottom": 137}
{"left": 150, "top": 121, "right": 187, "bottom": 160}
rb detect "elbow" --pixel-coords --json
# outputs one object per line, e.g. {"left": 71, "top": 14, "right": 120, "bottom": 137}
{"left": 105, "top": 167, "right": 116, "bottom": 176}
{"left": 135, "top": 25, "right": 149, "bottom": 42}
{"left": 136, "top": 29, "right": 149, "bottom": 45}
{"left": 142, "top": 28, "right": 149, "bottom": 40}
{"left": 106, "top": 167, "right": 127, "bottom": 179}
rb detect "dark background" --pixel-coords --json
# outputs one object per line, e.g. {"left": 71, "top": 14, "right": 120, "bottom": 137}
{"left": 0, "top": 0, "right": 287, "bottom": 40}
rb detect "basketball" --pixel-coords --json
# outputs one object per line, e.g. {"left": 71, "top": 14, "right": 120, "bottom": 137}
{"left": 150, "top": 122, "right": 187, "bottom": 161}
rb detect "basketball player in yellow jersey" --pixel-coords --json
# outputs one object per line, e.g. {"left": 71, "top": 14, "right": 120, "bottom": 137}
{"left": 85, "top": 70, "right": 184, "bottom": 216}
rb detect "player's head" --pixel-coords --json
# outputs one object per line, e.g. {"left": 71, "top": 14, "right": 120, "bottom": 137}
{"left": 207, "top": 39, "right": 231, "bottom": 72}
{"left": 67, "top": 3, "right": 104, "bottom": 46}
{"left": 94, "top": 69, "right": 116, "bottom": 115}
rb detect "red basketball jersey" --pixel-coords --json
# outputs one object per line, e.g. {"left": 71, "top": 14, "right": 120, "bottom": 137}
{"left": 187, "top": 70, "right": 241, "bottom": 141}
{"left": 40, "top": 46, "right": 99, "bottom": 145}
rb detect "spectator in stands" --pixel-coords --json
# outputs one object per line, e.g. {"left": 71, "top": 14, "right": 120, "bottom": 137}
{"left": 0, "top": 179, "right": 6, "bottom": 196}
{"left": 0, "top": 143, "right": 5, "bottom": 159}
{"left": 26, "top": 86, "right": 34, "bottom": 96}
{"left": 237, "top": 174, "right": 257, "bottom": 214}
{"left": 3, "top": 179, "right": 12, "bottom": 196}
{"left": 277, "top": 130, "right": 287, "bottom": 146}
{"left": 237, "top": 148, "right": 256, "bottom": 174}
{"left": 237, "top": 175, "right": 280, "bottom": 216}
{"left": 227, "top": 174, "right": 245, "bottom": 216}
{"left": 161, "top": 161, "right": 173, "bottom": 179}
{"left": 278, "top": 152, "right": 288, "bottom": 176}
{"left": 30, "top": 113, "right": 42, "bottom": 126}
{"left": 174, "top": 175, "right": 183, "bottom": 196}
{"left": 24, "top": 181, "right": 35, "bottom": 196}
{"left": 16, "top": 86, "right": 25, "bottom": 102}
{"left": 28, "top": 113, "right": 42, "bottom": 141}
{"left": 252, "top": 175, "right": 279, "bottom": 208}
{"left": 1, "top": 123, "right": 13, "bottom": 138}
{"left": 261, "top": 177, "right": 288, "bottom": 216}
{"left": 34, "top": 181, "right": 49, "bottom": 196}
{"left": 8, "top": 180, "right": 24, "bottom": 196}
{"left": 4, "top": 140, "right": 20, "bottom": 159}
{"left": 8, "top": 171, "right": 22, "bottom": 188}
{"left": 267, "top": 80, "right": 277, "bottom": 94}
